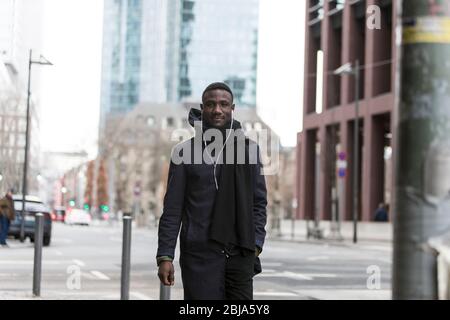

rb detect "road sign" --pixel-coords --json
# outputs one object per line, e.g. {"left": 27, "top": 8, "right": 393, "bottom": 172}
{"left": 337, "top": 153, "right": 347, "bottom": 178}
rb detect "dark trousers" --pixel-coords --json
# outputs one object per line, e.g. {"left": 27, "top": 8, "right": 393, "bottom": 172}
{"left": 180, "top": 250, "right": 254, "bottom": 300}
{"left": 0, "top": 215, "right": 10, "bottom": 244}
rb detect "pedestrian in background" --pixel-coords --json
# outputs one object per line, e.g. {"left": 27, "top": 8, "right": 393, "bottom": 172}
{"left": 374, "top": 203, "right": 388, "bottom": 222}
{"left": 0, "top": 190, "right": 15, "bottom": 247}
{"left": 157, "top": 82, "right": 267, "bottom": 300}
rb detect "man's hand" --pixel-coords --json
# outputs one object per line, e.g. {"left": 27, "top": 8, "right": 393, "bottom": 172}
{"left": 158, "top": 261, "right": 175, "bottom": 286}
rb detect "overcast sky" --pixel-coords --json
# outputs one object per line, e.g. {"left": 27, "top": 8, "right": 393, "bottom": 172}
{"left": 39, "top": 0, "right": 305, "bottom": 158}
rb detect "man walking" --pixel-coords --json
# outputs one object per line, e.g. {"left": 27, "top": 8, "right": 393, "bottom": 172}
{"left": 0, "top": 190, "right": 15, "bottom": 247}
{"left": 157, "top": 82, "right": 267, "bottom": 300}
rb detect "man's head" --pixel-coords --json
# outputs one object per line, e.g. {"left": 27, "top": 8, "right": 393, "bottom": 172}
{"left": 201, "top": 82, "right": 235, "bottom": 129}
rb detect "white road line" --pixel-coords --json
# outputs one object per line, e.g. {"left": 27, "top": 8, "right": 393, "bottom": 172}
{"left": 307, "top": 256, "right": 330, "bottom": 261}
{"left": 258, "top": 271, "right": 313, "bottom": 280}
{"left": 254, "top": 291, "right": 298, "bottom": 297}
{"left": 72, "top": 259, "right": 86, "bottom": 267}
{"left": 54, "top": 250, "right": 63, "bottom": 256}
{"left": 90, "top": 270, "right": 111, "bottom": 280}
{"left": 262, "top": 262, "right": 283, "bottom": 267}
{"left": 130, "top": 291, "right": 153, "bottom": 300}
{"left": 261, "top": 269, "right": 277, "bottom": 273}
{"left": 0, "top": 260, "right": 70, "bottom": 265}
{"left": 301, "top": 273, "right": 337, "bottom": 278}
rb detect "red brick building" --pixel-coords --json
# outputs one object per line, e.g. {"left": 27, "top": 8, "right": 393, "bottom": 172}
{"left": 297, "top": 0, "right": 397, "bottom": 222}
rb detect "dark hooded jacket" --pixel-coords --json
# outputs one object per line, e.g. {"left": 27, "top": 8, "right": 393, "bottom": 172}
{"left": 157, "top": 108, "right": 267, "bottom": 259}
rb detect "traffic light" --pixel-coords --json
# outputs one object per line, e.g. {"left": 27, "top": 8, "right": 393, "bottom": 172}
{"left": 83, "top": 203, "right": 90, "bottom": 211}
{"left": 100, "top": 204, "right": 109, "bottom": 213}
{"left": 69, "top": 199, "right": 75, "bottom": 207}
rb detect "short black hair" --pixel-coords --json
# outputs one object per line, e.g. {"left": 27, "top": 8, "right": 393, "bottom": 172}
{"left": 202, "top": 82, "right": 234, "bottom": 102}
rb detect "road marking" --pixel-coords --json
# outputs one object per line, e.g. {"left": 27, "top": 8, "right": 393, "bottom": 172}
{"left": 130, "top": 291, "right": 153, "bottom": 300}
{"left": 261, "top": 269, "right": 277, "bottom": 273}
{"left": 254, "top": 291, "right": 298, "bottom": 297}
{"left": 90, "top": 270, "right": 110, "bottom": 280}
{"left": 72, "top": 259, "right": 86, "bottom": 267}
{"left": 0, "top": 260, "right": 69, "bottom": 265}
{"left": 258, "top": 271, "right": 313, "bottom": 281}
{"left": 262, "top": 262, "right": 283, "bottom": 267}
{"left": 301, "top": 273, "right": 337, "bottom": 278}
{"left": 54, "top": 250, "right": 63, "bottom": 256}
{"left": 307, "top": 256, "right": 330, "bottom": 261}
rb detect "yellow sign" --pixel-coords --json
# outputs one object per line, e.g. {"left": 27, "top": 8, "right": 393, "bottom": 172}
{"left": 403, "top": 17, "right": 450, "bottom": 44}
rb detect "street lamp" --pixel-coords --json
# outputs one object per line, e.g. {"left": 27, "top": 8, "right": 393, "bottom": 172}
{"left": 20, "top": 49, "right": 53, "bottom": 242}
{"left": 334, "top": 60, "right": 360, "bottom": 244}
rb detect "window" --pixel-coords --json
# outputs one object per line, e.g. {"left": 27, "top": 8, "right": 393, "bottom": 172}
{"left": 147, "top": 116, "right": 155, "bottom": 127}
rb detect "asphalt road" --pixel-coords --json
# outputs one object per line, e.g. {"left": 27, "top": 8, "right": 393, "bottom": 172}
{"left": 0, "top": 221, "right": 392, "bottom": 300}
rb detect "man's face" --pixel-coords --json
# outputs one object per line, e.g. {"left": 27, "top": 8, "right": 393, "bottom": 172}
{"left": 201, "top": 89, "right": 235, "bottom": 129}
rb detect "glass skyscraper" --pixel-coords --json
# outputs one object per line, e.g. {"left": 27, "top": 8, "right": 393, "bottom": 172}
{"left": 99, "top": 0, "right": 143, "bottom": 131}
{"left": 100, "top": 0, "right": 259, "bottom": 132}
{"left": 166, "top": 0, "right": 259, "bottom": 105}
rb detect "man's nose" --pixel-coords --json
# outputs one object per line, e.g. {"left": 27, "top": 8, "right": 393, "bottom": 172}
{"left": 212, "top": 104, "right": 223, "bottom": 113}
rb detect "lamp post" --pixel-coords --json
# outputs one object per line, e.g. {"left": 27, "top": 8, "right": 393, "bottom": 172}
{"left": 334, "top": 60, "right": 360, "bottom": 244}
{"left": 19, "top": 49, "right": 53, "bottom": 242}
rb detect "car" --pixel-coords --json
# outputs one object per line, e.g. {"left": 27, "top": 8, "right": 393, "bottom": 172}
{"left": 51, "top": 206, "right": 66, "bottom": 222}
{"left": 8, "top": 195, "right": 52, "bottom": 246}
{"left": 65, "top": 208, "right": 91, "bottom": 226}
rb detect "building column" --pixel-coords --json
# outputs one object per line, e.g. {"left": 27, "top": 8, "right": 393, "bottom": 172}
{"left": 318, "top": 126, "right": 331, "bottom": 221}
{"left": 299, "top": 129, "right": 316, "bottom": 220}
{"left": 321, "top": 1, "right": 331, "bottom": 112}
{"left": 295, "top": 132, "right": 302, "bottom": 219}
{"left": 340, "top": 120, "right": 352, "bottom": 221}
{"left": 365, "top": 0, "right": 377, "bottom": 100}
{"left": 341, "top": 1, "right": 352, "bottom": 105}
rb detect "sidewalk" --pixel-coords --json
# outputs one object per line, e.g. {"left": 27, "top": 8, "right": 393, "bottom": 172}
{"left": 267, "top": 219, "right": 392, "bottom": 245}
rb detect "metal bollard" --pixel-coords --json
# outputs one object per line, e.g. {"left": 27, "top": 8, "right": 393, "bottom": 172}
{"left": 160, "top": 282, "right": 171, "bottom": 300}
{"left": 33, "top": 213, "right": 44, "bottom": 297}
{"left": 121, "top": 215, "right": 132, "bottom": 300}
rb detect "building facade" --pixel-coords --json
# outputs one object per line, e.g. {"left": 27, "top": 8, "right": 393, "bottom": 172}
{"left": 99, "top": 0, "right": 260, "bottom": 136}
{"left": 297, "top": 0, "right": 397, "bottom": 222}
{"left": 165, "top": 0, "right": 259, "bottom": 104}
{"left": 0, "top": 0, "right": 45, "bottom": 196}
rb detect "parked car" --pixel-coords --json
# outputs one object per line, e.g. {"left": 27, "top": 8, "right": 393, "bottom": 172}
{"left": 8, "top": 195, "right": 52, "bottom": 246}
{"left": 51, "top": 206, "right": 66, "bottom": 222}
{"left": 65, "top": 209, "right": 91, "bottom": 226}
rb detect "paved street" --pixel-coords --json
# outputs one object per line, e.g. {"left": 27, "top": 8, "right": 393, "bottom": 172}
{"left": 0, "top": 222, "right": 392, "bottom": 300}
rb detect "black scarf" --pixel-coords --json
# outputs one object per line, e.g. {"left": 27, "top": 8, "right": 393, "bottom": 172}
{"left": 188, "top": 108, "right": 256, "bottom": 253}
{"left": 208, "top": 130, "right": 255, "bottom": 254}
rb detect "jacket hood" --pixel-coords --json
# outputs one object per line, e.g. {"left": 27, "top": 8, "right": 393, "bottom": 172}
{"left": 188, "top": 108, "right": 242, "bottom": 130}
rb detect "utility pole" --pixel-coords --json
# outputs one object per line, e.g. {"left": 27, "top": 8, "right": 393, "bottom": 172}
{"left": 393, "top": 0, "right": 450, "bottom": 299}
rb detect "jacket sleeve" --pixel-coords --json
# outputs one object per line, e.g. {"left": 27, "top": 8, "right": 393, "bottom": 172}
{"left": 254, "top": 147, "right": 268, "bottom": 250}
{"left": 157, "top": 158, "right": 187, "bottom": 259}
